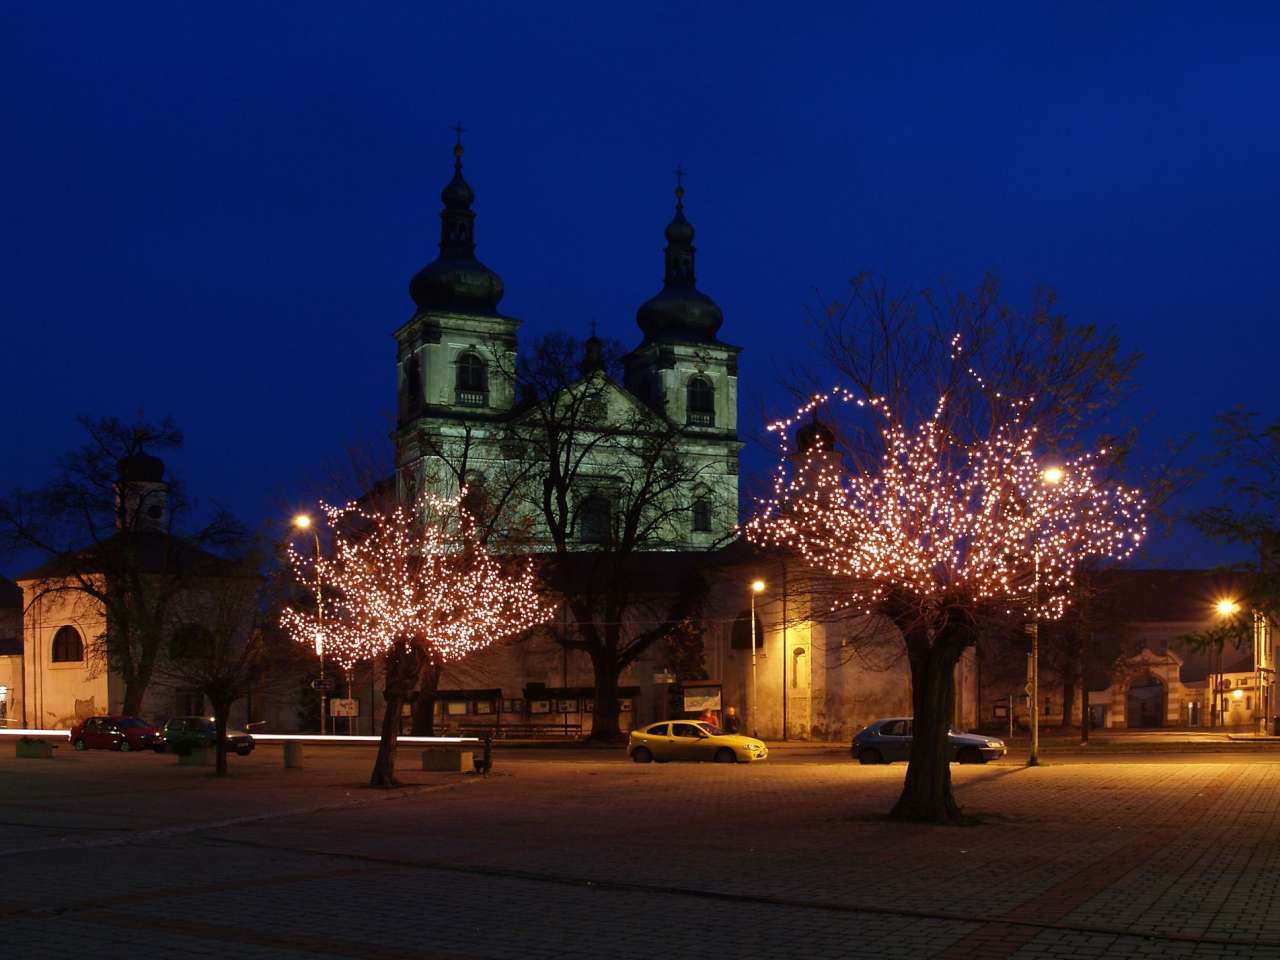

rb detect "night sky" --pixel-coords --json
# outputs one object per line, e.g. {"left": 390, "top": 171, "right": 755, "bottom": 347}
{"left": 3, "top": 4, "right": 1277, "bottom": 568}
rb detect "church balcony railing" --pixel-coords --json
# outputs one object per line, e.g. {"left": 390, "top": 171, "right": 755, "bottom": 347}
{"left": 456, "top": 390, "right": 488, "bottom": 408}
{"left": 687, "top": 410, "right": 715, "bottom": 427}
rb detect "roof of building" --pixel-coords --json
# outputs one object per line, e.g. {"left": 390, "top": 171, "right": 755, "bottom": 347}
{"left": 635, "top": 182, "right": 725, "bottom": 345}
{"left": 17, "top": 530, "right": 240, "bottom": 582}
{"left": 0, "top": 576, "right": 21, "bottom": 610}
{"left": 1089, "top": 568, "right": 1254, "bottom": 623}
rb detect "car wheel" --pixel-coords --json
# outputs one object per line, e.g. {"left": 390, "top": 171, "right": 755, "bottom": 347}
{"left": 153, "top": 744, "right": 165, "bottom": 753}
{"left": 957, "top": 747, "right": 983, "bottom": 764}
{"left": 73, "top": 738, "right": 87, "bottom": 751}
{"left": 631, "top": 747, "right": 653, "bottom": 764}
{"left": 714, "top": 747, "right": 737, "bottom": 764}
{"left": 236, "top": 748, "right": 252, "bottom": 757}
{"left": 858, "top": 748, "right": 883, "bottom": 765}
{"left": 119, "top": 740, "right": 132, "bottom": 752}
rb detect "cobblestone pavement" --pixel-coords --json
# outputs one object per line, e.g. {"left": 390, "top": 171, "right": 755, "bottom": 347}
{"left": 3, "top": 745, "right": 1280, "bottom": 959}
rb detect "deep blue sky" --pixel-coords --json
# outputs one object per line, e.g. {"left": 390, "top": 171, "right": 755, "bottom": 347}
{"left": 2, "top": 4, "right": 1276, "bottom": 568}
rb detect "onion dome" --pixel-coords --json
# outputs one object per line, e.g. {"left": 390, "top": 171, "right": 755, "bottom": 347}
{"left": 796, "top": 412, "right": 835, "bottom": 455}
{"left": 579, "top": 321, "right": 606, "bottom": 376}
{"left": 409, "top": 132, "right": 505, "bottom": 315}
{"left": 636, "top": 174, "right": 724, "bottom": 343}
{"left": 117, "top": 450, "right": 165, "bottom": 483}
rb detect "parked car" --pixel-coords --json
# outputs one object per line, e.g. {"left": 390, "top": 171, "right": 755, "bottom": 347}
{"left": 628, "top": 720, "right": 768, "bottom": 764}
{"left": 160, "top": 717, "right": 255, "bottom": 756}
{"left": 851, "top": 718, "right": 1006, "bottom": 765}
{"left": 69, "top": 716, "right": 161, "bottom": 752}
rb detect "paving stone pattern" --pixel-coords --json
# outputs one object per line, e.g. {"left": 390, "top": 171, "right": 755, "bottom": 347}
{"left": 2, "top": 746, "right": 1280, "bottom": 958}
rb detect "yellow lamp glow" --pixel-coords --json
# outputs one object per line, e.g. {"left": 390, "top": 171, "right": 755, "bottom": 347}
{"left": 1232, "top": 688, "right": 1244, "bottom": 701}
{"left": 1042, "top": 466, "right": 1065, "bottom": 485}
{"left": 1216, "top": 599, "right": 1241, "bottom": 617}
{"left": 751, "top": 579, "right": 766, "bottom": 593}
{"left": 292, "top": 514, "right": 312, "bottom": 530}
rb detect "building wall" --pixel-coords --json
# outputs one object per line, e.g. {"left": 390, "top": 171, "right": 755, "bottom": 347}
{"left": 20, "top": 583, "right": 111, "bottom": 727}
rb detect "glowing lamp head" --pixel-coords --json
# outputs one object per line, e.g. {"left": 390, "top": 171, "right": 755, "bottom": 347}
{"left": 1041, "top": 466, "right": 1065, "bottom": 485}
{"left": 314, "top": 628, "right": 324, "bottom": 656}
{"left": 1232, "top": 687, "right": 1244, "bottom": 701}
{"left": 751, "top": 579, "right": 766, "bottom": 594}
{"left": 292, "top": 514, "right": 313, "bottom": 530}
{"left": 1216, "top": 599, "right": 1241, "bottom": 617}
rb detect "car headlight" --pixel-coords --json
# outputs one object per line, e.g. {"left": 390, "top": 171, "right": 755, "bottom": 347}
{"left": 985, "top": 741, "right": 1003, "bottom": 748}
{"left": 747, "top": 743, "right": 761, "bottom": 751}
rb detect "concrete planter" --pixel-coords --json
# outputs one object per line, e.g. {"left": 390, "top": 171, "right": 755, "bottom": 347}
{"left": 178, "top": 746, "right": 212, "bottom": 766}
{"left": 421, "top": 748, "right": 468, "bottom": 772}
{"left": 15, "top": 739, "right": 55, "bottom": 759}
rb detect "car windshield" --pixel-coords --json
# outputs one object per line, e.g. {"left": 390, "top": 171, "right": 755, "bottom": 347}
{"left": 190, "top": 719, "right": 216, "bottom": 732}
{"left": 695, "top": 722, "right": 724, "bottom": 737}
{"left": 116, "top": 718, "right": 148, "bottom": 728}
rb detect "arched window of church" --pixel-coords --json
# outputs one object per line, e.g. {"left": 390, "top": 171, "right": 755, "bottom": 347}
{"left": 692, "top": 497, "right": 712, "bottom": 533}
{"left": 578, "top": 495, "right": 612, "bottom": 545}
{"left": 461, "top": 470, "right": 489, "bottom": 521}
{"left": 687, "top": 377, "right": 714, "bottom": 426}
{"left": 456, "top": 352, "right": 488, "bottom": 407}
{"left": 51, "top": 625, "right": 84, "bottom": 663}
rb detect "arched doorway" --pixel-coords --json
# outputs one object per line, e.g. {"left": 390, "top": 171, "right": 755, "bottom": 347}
{"left": 1126, "top": 674, "right": 1167, "bottom": 728}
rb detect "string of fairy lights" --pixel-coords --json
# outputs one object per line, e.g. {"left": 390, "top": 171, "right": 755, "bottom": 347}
{"left": 282, "top": 490, "right": 552, "bottom": 670}
{"left": 746, "top": 383, "right": 1147, "bottom": 620}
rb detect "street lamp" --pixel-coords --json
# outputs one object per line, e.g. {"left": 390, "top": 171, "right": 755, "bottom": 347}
{"left": 1214, "top": 598, "right": 1271, "bottom": 734}
{"left": 292, "top": 513, "right": 327, "bottom": 736}
{"left": 750, "top": 579, "right": 765, "bottom": 738}
{"left": 1028, "top": 465, "right": 1064, "bottom": 767}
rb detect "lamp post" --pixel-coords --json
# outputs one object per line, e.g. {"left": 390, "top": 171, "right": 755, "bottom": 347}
{"left": 293, "top": 514, "right": 326, "bottom": 736}
{"left": 1215, "top": 598, "right": 1270, "bottom": 735}
{"left": 750, "top": 579, "right": 765, "bottom": 738}
{"left": 1028, "top": 465, "right": 1064, "bottom": 768}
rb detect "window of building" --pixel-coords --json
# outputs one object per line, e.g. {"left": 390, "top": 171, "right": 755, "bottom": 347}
{"left": 692, "top": 497, "right": 712, "bottom": 533}
{"left": 730, "top": 611, "right": 765, "bottom": 651}
{"left": 405, "top": 356, "right": 421, "bottom": 407}
{"left": 51, "top": 626, "right": 84, "bottom": 663}
{"left": 687, "top": 377, "right": 714, "bottom": 426}
{"left": 455, "top": 352, "right": 488, "bottom": 407}
{"left": 579, "top": 495, "right": 612, "bottom": 544}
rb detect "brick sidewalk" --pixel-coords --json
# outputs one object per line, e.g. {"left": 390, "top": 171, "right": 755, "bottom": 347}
{"left": 3, "top": 747, "right": 1279, "bottom": 958}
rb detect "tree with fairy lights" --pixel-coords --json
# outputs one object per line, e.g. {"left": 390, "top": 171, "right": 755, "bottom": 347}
{"left": 282, "top": 490, "right": 551, "bottom": 787}
{"left": 750, "top": 274, "right": 1149, "bottom": 823}
{"left": 748, "top": 389, "right": 1145, "bottom": 821}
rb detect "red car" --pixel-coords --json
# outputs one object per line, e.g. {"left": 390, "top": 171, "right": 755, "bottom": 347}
{"left": 70, "top": 716, "right": 162, "bottom": 752}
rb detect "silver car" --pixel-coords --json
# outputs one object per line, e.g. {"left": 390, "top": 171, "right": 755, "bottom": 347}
{"left": 851, "top": 717, "right": 1006, "bottom": 765}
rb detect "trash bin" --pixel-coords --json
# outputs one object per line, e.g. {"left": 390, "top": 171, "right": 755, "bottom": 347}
{"left": 283, "top": 741, "right": 304, "bottom": 768}
{"left": 1272, "top": 716, "right": 1279, "bottom": 737}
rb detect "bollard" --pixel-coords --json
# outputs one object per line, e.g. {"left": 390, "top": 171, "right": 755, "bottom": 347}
{"left": 283, "top": 741, "right": 304, "bottom": 769}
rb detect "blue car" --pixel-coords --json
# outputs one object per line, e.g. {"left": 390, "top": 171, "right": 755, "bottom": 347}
{"left": 851, "top": 717, "right": 1006, "bottom": 765}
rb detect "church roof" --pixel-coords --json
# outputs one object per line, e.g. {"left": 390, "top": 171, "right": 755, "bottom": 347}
{"left": 0, "top": 575, "right": 21, "bottom": 609}
{"left": 17, "top": 530, "right": 241, "bottom": 582}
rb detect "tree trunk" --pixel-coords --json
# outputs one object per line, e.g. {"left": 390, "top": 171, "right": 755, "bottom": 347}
{"left": 1079, "top": 635, "right": 1090, "bottom": 745}
{"left": 212, "top": 699, "right": 230, "bottom": 777}
{"left": 890, "top": 629, "right": 968, "bottom": 824}
{"left": 1061, "top": 674, "right": 1075, "bottom": 734}
{"left": 588, "top": 649, "right": 623, "bottom": 743}
{"left": 370, "top": 644, "right": 414, "bottom": 788}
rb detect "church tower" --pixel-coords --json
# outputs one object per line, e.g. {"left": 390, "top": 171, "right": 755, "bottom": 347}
{"left": 623, "top": 176, "right": 743, "bottom": 536}
{"left": 394, "top": 134, "right": 519, "bottom": 430}
{"left": 394, "top": 134, "right": 520, "bottom": 497}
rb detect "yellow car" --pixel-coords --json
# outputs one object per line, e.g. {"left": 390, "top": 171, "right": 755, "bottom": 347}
{"left": 628, "top": 720, "right": 768, "bottom": 764}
